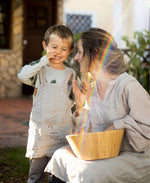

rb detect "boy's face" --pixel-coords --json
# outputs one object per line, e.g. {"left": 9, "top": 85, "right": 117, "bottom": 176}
{"left": 42, "top": 34, "right": 73, "bottom": 66}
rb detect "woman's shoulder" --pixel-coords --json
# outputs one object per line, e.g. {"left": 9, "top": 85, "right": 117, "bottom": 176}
{"left": 118, "top": 72, "right": 135, "bottom": 81}
{"left": 116, "top": 72, "right": 136, "bottom": 88}
{"left": 110, "top": 72, "right": 137, "bottom": 97}
{"left": 118, "top": 73, "right": 149, "bottom": 98}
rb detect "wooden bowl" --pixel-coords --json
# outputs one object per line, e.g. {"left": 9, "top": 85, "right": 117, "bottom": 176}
{"left": 66, "top": 129, "right": 124, "bottom": 160}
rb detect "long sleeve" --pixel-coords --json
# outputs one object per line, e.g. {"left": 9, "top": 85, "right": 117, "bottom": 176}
{"left": 113, "top": 80, "right": 150, "bottom": 152}
{"left": 17, "top": 55, "right": 49, "bottom": 86}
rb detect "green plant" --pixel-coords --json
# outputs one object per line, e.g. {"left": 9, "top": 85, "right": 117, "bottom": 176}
{"left": 0, "top": 147, "right": 29, "bottom": 182}
{"left": 122, "top": 30, "right": 150, "bottom": 93}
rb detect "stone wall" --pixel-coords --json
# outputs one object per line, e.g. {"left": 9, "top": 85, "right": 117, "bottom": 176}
{"left": 0, "top": 0, "right": 64, "bottom": 98}
{"left": 0, "top": 0, "right": 23, "bottom": 98}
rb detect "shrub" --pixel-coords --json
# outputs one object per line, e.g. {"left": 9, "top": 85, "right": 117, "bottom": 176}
{"left": 122, "top": 30, "right": 150, "bottom": 93}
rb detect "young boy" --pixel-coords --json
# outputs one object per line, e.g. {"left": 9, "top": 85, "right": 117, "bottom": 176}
{"left": 18, "top": 25, "right": 76, "bottom": 183}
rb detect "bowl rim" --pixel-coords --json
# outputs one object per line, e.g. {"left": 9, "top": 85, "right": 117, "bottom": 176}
{"left": 66, "top": 129, "right": 124, "bottom": 138}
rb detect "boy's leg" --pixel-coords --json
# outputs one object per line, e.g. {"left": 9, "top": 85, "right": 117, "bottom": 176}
{"left": 28, "top": 156, "right": 50, "bottom": 183}
{"left": 51, "top": 175, "right": 65, "bottom": 183}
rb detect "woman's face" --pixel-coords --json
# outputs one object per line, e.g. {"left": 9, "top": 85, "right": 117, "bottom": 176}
{"left": 74, "top": 39, "right": 88, "bottom": 73}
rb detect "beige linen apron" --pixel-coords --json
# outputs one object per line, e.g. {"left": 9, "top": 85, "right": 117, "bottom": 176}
{"left": 26, "top": 67, "right": 74, "bottom": 158}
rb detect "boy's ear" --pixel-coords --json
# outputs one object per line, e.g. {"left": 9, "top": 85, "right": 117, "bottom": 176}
{"left": 42, "top": 41, "right": 47, "bottom": 51}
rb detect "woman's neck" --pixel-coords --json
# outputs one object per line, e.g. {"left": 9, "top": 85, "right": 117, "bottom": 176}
{"left": 96, "top": 70, "right": 118, "bottom": 100}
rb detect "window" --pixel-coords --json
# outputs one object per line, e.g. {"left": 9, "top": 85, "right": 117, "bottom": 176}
{"left": 64, "top": 10, "right": 96, "bottom": 34}
{"left": 27, "top": 6, "right": 49, "bottom": 31}
{"left": 0, "top": 0, "right": 10, "bottom": 49}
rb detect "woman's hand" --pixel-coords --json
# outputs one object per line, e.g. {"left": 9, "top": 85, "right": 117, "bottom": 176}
{"left": 73, "top": 80, "right": 86, "bottom": 115}
{"left": 105, "top": 124, "right": 115, "bottom": 131}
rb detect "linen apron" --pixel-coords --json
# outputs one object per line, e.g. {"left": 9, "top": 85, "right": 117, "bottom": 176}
{"left": 26, "top": 67, "right": 74, "bottom": 158}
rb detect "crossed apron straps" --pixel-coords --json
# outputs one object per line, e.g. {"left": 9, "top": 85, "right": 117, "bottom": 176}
{"left": 39, "top": 67, "right": 47, "bottom": 84}
{"left": 34, "top": 67, "right": 75, "bottom": 98}
{"left": 67, "top": 73, "right": 74, "bottom": 100}
{"left": 33, "top": 67, "right": 46, "bottom": 96}
{"left": 40, "top": 66, "right": 74, "bottom": 85}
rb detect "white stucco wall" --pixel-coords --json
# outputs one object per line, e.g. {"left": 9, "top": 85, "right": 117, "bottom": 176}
{"left": 64, "top": 0, "right": 150, "bottom": 48}
{"left": 64, "top": 0, "right": 114, "bottom": 32}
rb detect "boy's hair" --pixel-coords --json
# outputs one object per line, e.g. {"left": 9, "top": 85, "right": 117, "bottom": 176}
{"left": 43, "top": 25, "right": 74, "bottom": 50}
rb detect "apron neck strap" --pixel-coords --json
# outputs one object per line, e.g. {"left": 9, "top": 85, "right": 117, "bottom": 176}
{"left": 39, "top": 67, "right": 47, "bottom": 84}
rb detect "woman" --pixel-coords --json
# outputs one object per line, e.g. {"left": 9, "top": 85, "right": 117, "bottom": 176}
{"left": 45, "top": 28, "right": 150, "bottom": 183}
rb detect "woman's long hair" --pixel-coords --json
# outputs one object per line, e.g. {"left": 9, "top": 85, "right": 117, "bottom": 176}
{"left": 80, "top": 28, "right": 127, "bottom": 75}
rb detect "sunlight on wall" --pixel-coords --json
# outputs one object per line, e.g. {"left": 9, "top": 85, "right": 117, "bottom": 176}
{"left": 64, "top": 0, "right": 149, "bottom": 48}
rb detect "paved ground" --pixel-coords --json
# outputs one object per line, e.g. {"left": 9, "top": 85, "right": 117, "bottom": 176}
{"left": 0, "top": 97, "right": 32, "bottom": 148}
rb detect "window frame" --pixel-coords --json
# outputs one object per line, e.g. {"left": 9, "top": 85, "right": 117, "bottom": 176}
{"left": 0, "top": 0, "right": 11, "bottom": 49}
{"left": 64, "top": 10, "right": 97, "bottom": 34}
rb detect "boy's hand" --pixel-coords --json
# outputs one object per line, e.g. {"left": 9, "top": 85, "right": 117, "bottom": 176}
{"left": 45, "top": 52, "right": 56, "bottom": 62}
